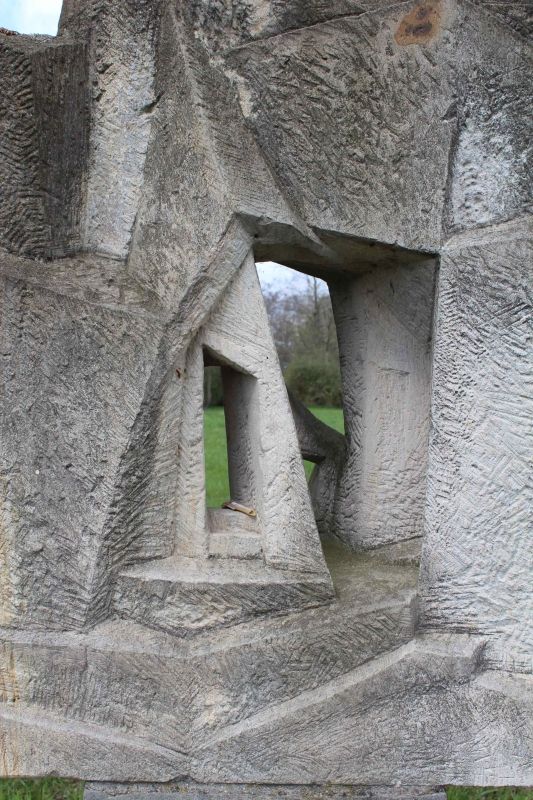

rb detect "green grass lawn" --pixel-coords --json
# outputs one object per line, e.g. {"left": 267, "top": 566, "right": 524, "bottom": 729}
{"left": 0, "top": 406, "right": 530, "bottom": 800}
{"left": 0, "top": 781, "right": 82, "bottom": 800}
{"left": 204, "top": 405, "right": 230, "bottom": 507}
{"left": 0, "top": 781, "right": 530, "bottom": 800}
{"left": 304, "top": 405, "right": 345, "bottom": 434}
{"left": 302, "top": 406, "right": 344, "bottom": 479}
{"left": 204, "top": 405, "right": 345, "bottom": 503}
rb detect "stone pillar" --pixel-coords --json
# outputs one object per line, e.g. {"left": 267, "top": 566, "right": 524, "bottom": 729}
{"left": 329, "top": 258, "right": 437, "bottom": 551}
{"left": 221, "top": 365, "right": 258, "bottom": 509}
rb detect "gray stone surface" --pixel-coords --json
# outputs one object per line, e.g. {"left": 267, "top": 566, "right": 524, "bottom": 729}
{"left": 86, "top": 782, "right": 447, "bottom": 800}
{"left": 0, "top": 0, "right": 531, "bottom": 794}
{"left": 328, "top": 259, "right": 437, "bottom": 550}
{"left": 0, "top": 34, "right": 89, "bottom": 258}
{"left": 418, "top": 216, "right": 533, "bottom": 673}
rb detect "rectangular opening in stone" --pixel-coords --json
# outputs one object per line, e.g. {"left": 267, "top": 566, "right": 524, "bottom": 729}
{"left": 203, "top": 363, "right": 230, "bottom": 508}
{"left": 256, "top": 261, "right": 344, "bottom": 456}
{"left": 203, "top": 348, "right": 262, "bottom": 561}
{"left": 257, "top": 255, "right": 437, "bottom": 553}
{"left": 203, "top": 348, "right": 258, "bottom": 513}
{"left": 256, "top": 262, "right": 346, "bottom": 540}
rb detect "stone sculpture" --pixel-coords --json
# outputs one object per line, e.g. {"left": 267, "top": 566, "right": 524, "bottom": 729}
{"left": 0, "top": 0, "right": 531, "bottom": 797}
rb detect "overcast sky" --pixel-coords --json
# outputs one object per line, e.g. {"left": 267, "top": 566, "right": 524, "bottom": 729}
{"left": 257, "top": 263, "right": 326, "bottom": 295}
{"left": 0, "top": 0, "right": 62, "bottom": 34}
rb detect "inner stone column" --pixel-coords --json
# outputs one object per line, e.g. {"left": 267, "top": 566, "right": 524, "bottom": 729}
{"left": 221, "top": 364, "right": 259, "bottom": 510}
{"left": 329, "top": 258, "right": 437, "bottom": 551}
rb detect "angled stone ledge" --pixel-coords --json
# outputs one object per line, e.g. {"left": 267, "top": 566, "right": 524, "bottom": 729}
{"left": 85, "top": 781, "right": 446, "bottom": 800}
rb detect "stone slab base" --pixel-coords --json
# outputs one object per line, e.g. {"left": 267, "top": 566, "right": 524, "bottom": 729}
{"left": 84, "top": 782, "right": 447, "bottom": 800}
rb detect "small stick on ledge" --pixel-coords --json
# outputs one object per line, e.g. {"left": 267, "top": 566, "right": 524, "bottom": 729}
{"left": 222, "top": 500, "right": 257, "bottom": 517}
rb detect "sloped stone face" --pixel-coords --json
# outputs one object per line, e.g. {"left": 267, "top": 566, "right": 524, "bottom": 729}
{"left": 223, "top": 2, "right": 455, "bottom": 254}
{"left": 5, "top": 589, "right": 530, "bottom": 787}
{"left": 56, "top": 0, "right": 162, "bottom": 261}
{"left": 0, "top": 0, "right": 531, "bottom": 791}
{"left": 183, "top": 0, "right": 399, "bottom": 53}
{"left": 0, "top": 271, "right": 163, "bottom": 631}
{"left": 0, "top": 547, "right": 416, "bottom": 779}
{"left": 468, "top": 0, "right": 533, "bottom": 40}
{"left": 191, "top": 636, "right": 533, "bottom": 787}
{"left": 221, "top": 0, "right": 531, "bottom": 252}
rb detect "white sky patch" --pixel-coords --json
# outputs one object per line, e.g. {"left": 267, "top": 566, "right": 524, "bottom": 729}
{"left": 256, "top": 261, "right": 328, "bottom": 296}
{"left": 0, "top": 0, "right": 62, "bottom": 35}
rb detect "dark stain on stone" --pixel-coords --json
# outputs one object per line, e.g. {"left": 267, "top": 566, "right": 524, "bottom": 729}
{"left": 395, "top": 1, "right": 441, "bottom": 45}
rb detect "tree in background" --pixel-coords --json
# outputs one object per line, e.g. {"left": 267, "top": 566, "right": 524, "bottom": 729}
{"left": 263, "top": 276, "right": 342, "bottom": 407}
{"left": 203, "top": 275, "right": 342, "bottom": 408}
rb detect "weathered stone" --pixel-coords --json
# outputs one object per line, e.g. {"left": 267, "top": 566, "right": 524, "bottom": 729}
{"left": 328, "top": 258, "right": 437, "bottom": 550}
{"left": 418, "top": 217, "right": 533, "bottom": 673}
{"left": 0, "top": 0, "right": 531, "bottom": 795}
{"left": 0, "top": 35, "right": 89, "bottom": 257}
{"left": 85, "top": 782, "right": 447, "bottom": 800}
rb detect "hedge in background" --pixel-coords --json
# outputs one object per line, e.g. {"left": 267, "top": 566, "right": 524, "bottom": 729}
{"left": 284, "top": 356, "right": 342, "bottom": 407}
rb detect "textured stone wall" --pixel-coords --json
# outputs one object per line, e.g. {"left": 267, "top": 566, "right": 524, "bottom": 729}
{"left": 0, "top": 0, "right": 530, "bottom": 790}
{"left": 419, "top": 217, "right": 532, "bottom": 672}
{"left": 0, "top": 35, "right": 89, "bottom": 257}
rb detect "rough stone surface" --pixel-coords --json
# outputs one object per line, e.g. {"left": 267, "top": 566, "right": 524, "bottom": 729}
{"left": 86, "top": 783, "right": 447, "bottom": 800}
{"left": 328, "top": 259, "right": 437, "bottom": 550}
{"left": 0, "top": 0, "right": 531, "bottom": 795}
{"left": 0, "top": 35, "right": 89, "bottom": 257}
{"left": 418, "top": 217, "right": 533, "bottom": 673}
